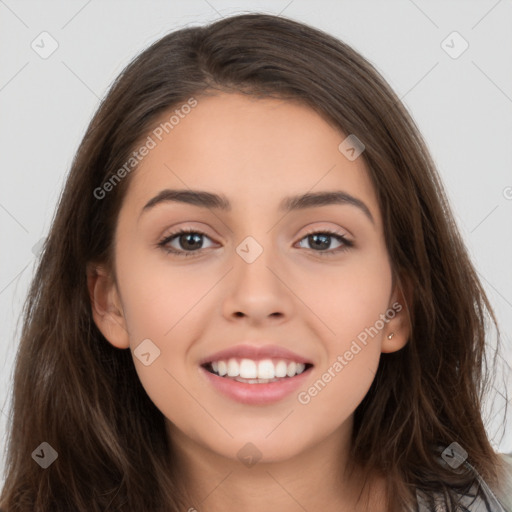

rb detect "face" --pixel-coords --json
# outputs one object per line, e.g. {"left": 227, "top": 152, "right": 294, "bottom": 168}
{"left": 89, "top": 92, "right": 409, "bottom": 465}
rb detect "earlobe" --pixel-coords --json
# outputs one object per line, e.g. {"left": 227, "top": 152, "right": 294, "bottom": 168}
{"left": 86, "top": 263, "right": 130, "bottom": 350}
{"left": 381, "top": 275, "right": 412, "bottom": 354}
{"left": 381, "top": 328, "right": 409, "bottom": 353}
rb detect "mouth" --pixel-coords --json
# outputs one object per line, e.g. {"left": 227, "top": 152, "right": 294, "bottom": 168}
{"left": 200, "top": 357, "right": 314, "bottom": 405}
{"left": 201, "top": 358, "right": 314, "bottom": 384}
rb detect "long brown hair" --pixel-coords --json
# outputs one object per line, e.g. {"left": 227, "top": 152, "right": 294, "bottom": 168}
{"left": 1, "top": 12, "right": 508, "bottom": 512}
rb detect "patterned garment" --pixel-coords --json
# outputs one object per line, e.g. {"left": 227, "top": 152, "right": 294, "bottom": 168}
{"left": 416, "top": 452, "right": 512, "bottom": 512}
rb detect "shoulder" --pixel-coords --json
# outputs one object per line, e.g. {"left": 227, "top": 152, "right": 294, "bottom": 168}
{"left": 416, "top": 452, "right": 512, "bottom": 512}
{"left": 494, "top": 452, "right": 512, "bottom": 511}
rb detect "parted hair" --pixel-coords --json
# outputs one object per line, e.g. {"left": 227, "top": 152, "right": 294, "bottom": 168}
{"left": 0, "top": 12, "right": 507, "bottom": 512}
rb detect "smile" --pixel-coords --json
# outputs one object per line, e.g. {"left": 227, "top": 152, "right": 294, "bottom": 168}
{"left": 200, "top": 358, "right": 314, "bottom": 405}
{"left": 204, "top": 358, "right": 312, "bottom": 382}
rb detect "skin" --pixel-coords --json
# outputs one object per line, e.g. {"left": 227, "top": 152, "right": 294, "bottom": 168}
{"left": 88, "top": 92, "right": 411, "bottom": 512}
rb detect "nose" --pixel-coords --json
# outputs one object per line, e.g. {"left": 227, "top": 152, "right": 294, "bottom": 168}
{"left": 221, "top": 241, "right": 294, "bottom": 326}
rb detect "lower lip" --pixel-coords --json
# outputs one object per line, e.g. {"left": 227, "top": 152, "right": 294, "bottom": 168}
{"left": 200, "top": 366, "right": 313, "bottom": 405}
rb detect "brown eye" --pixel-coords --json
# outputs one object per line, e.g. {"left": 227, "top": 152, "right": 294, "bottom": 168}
{"left": 296, "top": 230, "right": 353, "bottom": 256}
{"left": 158, "top": 229, "right": 216, "bottom": 256}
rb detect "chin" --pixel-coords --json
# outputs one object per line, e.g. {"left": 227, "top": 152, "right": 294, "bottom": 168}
{"left": 202, "top": 429, "right": 316, "bottom": 466}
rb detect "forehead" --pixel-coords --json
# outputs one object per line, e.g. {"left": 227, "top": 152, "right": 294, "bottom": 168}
{"left": 122, "top": 92, "right": 380, "bottom": 222}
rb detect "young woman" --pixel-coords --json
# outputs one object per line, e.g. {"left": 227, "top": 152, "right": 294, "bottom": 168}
{"left": 1, "top": 12, "right": 511, "bottom": 512}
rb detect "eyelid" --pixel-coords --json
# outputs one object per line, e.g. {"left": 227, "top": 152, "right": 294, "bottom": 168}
{"left": 300, "top": 224, "right": 351, "bottom": 240}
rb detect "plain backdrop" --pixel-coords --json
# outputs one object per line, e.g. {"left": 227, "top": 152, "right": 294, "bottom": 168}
{"left": 1, "top": 0, "right": 511, "bottom": 486}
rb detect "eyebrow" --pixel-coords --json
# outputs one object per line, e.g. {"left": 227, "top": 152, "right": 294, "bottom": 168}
{"left": 139, "top": 189, "right": 374, "bottom": 224}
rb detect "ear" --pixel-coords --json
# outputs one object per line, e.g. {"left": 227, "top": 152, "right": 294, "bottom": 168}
{"left": 381, "top": 274, "right": 412, "bottom": 354}
{"left": 86, "top": 263, "right": 130, "bottom": 349}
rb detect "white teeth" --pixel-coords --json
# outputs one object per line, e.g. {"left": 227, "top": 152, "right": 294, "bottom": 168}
{"left": 275, "top": 361, "right": 287, "bottom": 378}
{"left": 286, "top": 362, "right": 297, "bottom": 377}
{"left": 227, "top": 359, "right": 239, "bottom": 377}
{"left": 217, "top": 360, "right": 227, "bottom": 376}
{"left": 239, "top": 359, "right": 258, "bottom": 379}
{"left": 258, "top": 360, "right": 275, "bottom": 379}
{"left": 234, "top": 377, "right": 278, "bottom": 384}
{"left": 208, "top": 357, "right": 309, "bottom": 379}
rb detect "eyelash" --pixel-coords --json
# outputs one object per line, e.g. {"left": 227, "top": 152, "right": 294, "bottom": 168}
{"left": 156, "top": 227, "right": 354, "bottom": 258}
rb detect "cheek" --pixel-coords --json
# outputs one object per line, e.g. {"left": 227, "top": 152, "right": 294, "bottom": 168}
{"left": 115, "top": 254, "right": 208, "bottom": 425}
{"left": 113, "top": 246, "right": 213, "bottom": 403}
{"left": 293, "top": 251, "right": 391, "bottom": 404}
{"left": 295, "top": 250, "right": 392, "bottom": 342}
{"left": 294, "top": 258, "right": 391, "bottom": 423}
{"left": 116, "top": 242, "right": 214, "bottom": 341}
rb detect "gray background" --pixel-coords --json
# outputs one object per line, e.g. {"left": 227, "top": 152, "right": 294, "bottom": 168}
{"left": 1, "top": 0, "right": 511, "bottom": 485}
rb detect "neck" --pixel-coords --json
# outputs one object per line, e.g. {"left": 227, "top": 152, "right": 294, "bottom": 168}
{"left": 167, "top": 421, "right": 386, "bottom": 512}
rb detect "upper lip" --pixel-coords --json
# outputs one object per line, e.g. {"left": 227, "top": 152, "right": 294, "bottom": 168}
{"left": 199, "top": 343, "right": 313, "bottom": 366}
